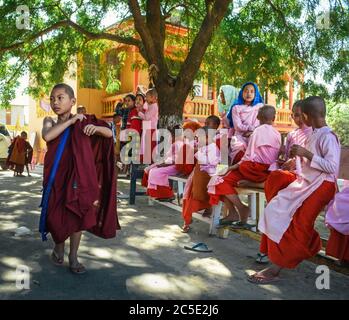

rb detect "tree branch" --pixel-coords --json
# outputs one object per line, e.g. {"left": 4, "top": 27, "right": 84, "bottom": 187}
{"left": 264, "top": 0, "right": 305, "bottom": 59}
{"left": 146, "top": 0, "right": 168, "bottom": 75}
{"left": 4, "top": 43, "right": 44, "bottom": 87}
{"left": 0, "top": 20, "right": 142, "bottom": 54}
{"left": 175, "top": 0, "right": 232, "bottom": 93}
{"left": 128, "top": 0, "right": 157, "bottom": 64}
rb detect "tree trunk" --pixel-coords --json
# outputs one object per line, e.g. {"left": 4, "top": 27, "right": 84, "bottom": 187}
{"left": 156, "top": 81, "right": 186, "bottom": 128}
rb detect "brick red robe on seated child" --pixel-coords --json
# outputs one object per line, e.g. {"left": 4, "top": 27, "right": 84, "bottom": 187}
{"left": 208, "top": 124, "right": 281, "bottom": 205}
{"left": 42, "top": 115, "right": 119, "bottom": 244}
{"left": 325, "top": 183, "right": 349, "bottom": 263}
{"left": 258, "top": 126, "right": 340, "bottom": 268}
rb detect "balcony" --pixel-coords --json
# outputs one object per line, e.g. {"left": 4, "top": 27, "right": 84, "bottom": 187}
{"left": 183, "top": 99, "right": 215, "bottom": 123}
{"left": 275, "top": 108, "right": 295, "bottom": 132}
{"left": 102, "top": 94, "right": 215, "bottom": 122}
{"left": 102, "top": 93, "right": 130, "bottom": 118}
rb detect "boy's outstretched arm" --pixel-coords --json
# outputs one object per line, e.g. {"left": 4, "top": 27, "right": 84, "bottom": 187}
{"left": 42, "top": 114, "right": 86, "bottom": 142}
{"left": 83, "top": 124, "right": 112, "bottom": 138}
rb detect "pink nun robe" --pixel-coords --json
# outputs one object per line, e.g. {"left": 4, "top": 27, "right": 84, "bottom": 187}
{"left": 139, "top": 102, "right": 159, "bottom": 161}
{"left": 326, "top": 183, "right": 349, "bottom": 235}
{"left": 229, "top": 103, "right": 264, "bottom": 162}
{"left": 284, "top": 126, "right": 313, "bottom": 159}
{"left": 259, "top": 126, "right": 341, "bottom": 244}
{"left": 266, "top": 126, "right": 313, "bottom": 196}
{"left": 207, "top": 124, "right": 281, "bottom": 200}
{"left": 325, "top": 183, "right": 349, "bottom": 262}
{"left": 146, "top": 140, "right": 183, "bottom": 191}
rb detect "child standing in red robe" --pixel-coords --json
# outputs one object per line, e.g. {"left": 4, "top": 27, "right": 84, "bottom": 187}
{"left": 41, "top": 83, "right": 119, "bottom": 274}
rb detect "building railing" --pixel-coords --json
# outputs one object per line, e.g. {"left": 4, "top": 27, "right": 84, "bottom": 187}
{"left": 102, "top": 93, "right": 132, "bottom": 117}
{"left": 101, "top": 93, "right": 294, "bottom": 130}
{"left": 183, "top": 99, "right": 215, "bottom": 122}
{"left": 276, "top": 108, "right": 292, "bottom": 126}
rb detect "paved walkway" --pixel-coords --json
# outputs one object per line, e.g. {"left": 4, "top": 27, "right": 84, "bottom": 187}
{"left": 0, "top": 167, "right": 348, "bottom": 299}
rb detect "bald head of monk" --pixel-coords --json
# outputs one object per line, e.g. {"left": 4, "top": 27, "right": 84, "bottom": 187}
{"left": 301, "top": 96, "right": 327, "bottom": 128}
{"left": 257, "top": 105, "right": 276, "bottom": 125}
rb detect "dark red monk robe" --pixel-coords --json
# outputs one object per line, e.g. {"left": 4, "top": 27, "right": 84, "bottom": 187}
{"left": 43, "top": 115, "right": 119, "bottom": 244}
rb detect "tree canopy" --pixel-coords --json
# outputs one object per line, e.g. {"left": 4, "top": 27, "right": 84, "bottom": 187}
{"left": 0, "top": 0, "right": 348, "bottom": 116}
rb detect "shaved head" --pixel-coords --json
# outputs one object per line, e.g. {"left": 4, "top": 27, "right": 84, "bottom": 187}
{"left": 301, "top": 96, "right": 326, "bottom": 118}
{"left": 292, "top": 99, "right": 303, "bottom": 113}
{"left": 259, "top": 105, "right": 276, "bottom": 122}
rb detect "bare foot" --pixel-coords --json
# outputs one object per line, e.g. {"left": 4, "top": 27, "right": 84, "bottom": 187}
{"left": 248, "top": 265, "right": 282, "bottom": 284}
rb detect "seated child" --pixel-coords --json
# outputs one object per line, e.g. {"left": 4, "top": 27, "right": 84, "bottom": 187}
{"left": 249, "top": 96, "right": 340, "bottom": 284}
{"left": 226, "top": 82, "right": 264, "bottom": 163}
{"left": 181, "top": 115, "right": 222, "bottom": 232}
{"left": 207, "top": 105, "right": 281, "bottom": 229}
{"left": 142, "top": 125, "right": 182, "bottom": 201}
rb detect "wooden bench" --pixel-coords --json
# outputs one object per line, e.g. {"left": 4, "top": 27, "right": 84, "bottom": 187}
{"left": 164, "top": 175, "right": 265, "bottom": 236}
{"left": 148, "top": 148, "right": 348, "bottom": 235}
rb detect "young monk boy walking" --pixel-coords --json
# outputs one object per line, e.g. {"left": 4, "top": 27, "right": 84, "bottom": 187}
{"left": 41, "top": 83, "right": 119, "bottom": 274}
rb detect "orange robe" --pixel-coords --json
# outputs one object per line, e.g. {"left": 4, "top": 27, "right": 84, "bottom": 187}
{"left": 175, "top": 143, "right": 195, "bottom": 176}
{"left": 182, "top": 164, "right": 211, "bottom": 225}
{"left": 260, "top": 181, "right": 336, "bottom": 268}
{"left": 7, "top": 136, "right": 26, "bottom": 173}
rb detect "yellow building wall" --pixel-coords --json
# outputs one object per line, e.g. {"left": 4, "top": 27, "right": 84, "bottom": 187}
{"left": 119, "top": 48, "right": 136, "bottom": 94}
{"left": 76, "top": 88, "right": 104, "bottom": 118}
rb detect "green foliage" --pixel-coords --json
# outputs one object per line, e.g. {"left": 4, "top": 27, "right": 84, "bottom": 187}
{"left": 0, "top": 0, "right": 348, "bottom": 108}
{"left": 327, "top": 102, "right": 349, "bottom": 146}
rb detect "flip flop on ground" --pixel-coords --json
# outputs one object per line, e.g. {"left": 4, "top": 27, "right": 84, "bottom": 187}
{"left": 219, "top": 218, "right": 239, "bottom": 226}
{"left": 229, "top": 221, "right": 256, "bottom": 230}
{"left": 184, "top": 242, "right": 212, "bottom": 253}
{"left": 51, "top": 251, "right": 64, "bottom": 266}
{"left": 255, "top": 253, "right": 270, "bottom": 264}
{"left": 69, "top": 262, "right": 86, "bottom": 275}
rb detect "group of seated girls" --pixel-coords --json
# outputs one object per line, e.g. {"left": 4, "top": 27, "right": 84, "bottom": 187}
{"left": 141, "top": 81, "right": 348, "bottom": 285}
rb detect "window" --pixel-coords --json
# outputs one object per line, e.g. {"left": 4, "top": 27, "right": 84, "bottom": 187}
{"left": 81, "top": 53, "right": 102, "bottom": 89}
{"left": 193, "top": 80, "right": 203, "bottom": 97}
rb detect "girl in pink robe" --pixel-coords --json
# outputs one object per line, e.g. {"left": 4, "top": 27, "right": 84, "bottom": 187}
{"left": 226, "top": 82, "right": 264, "bottom": 163}
{"left": 143, "top": 126, "right": 182, "bottom": 200}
